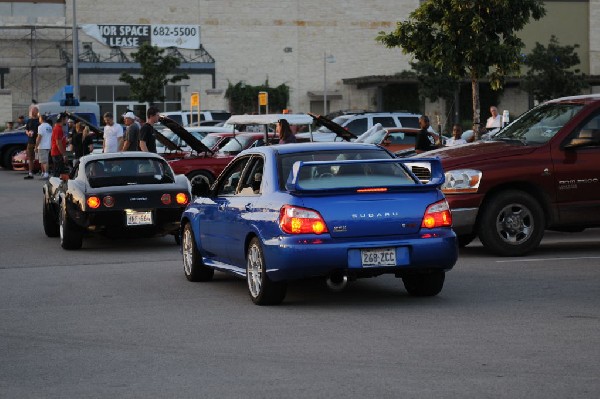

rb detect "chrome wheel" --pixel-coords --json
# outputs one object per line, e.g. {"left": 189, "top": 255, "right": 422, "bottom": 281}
{"left": 182, "top": 227, "right": 193, "bottom": 277}
{"left": 495, "top": 203, "right": 534, "bottom": 244}
{"left": 247, "top": 243, "right": 262, "bottom": 299}
{"left": 181, "top": 223, "right": 214, "bottom": 282}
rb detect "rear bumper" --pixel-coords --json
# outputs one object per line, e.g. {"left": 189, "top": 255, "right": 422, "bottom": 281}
{"left": 262, "top": 230, "right": 458, "bottom": 282}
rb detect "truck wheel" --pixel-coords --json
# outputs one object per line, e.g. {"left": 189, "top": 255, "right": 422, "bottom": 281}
{"left": 478, "top": 190, "right": 545, "bottom": 256}
{"left": 2, "top": 145, "right": 24, "bottom": 169}
{"left": 402, "top": 271, "right": 445, "bottom": 296}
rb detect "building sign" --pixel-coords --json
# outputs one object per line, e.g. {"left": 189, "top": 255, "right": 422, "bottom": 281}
{"left": 81, "top": 24, "right": 200, "bottom": 49}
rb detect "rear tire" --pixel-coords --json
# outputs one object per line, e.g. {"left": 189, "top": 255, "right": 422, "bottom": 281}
{"left": 402, "top": 271, "right": 445, "bottom": 297}
{"left": 2, "top": 145, "right": 24, "bottom": 169}
{"left": 246, "top": 237, "right": 286, "bottom": 305}
{"left": 182, "top": 223, "right": 214, "bottom": 282}
{"left": 59, "top": 204, "right": 83, "bottom": 250}
{"left": 42, "top": 197, "right": 59, "bottom": 237}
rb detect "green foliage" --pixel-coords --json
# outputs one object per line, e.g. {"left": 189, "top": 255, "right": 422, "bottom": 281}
{"left": 225, "top": 81, "right": 290, "bottom": 114}
{"left": 522, "top": 35, "right": 588, "bottom": 103}
{"left": 377, "top": 0, "right": 545, "bottom": 127}
{"left": 410, "top": 60, "right": 458, "bottom": 103}
{"left": 119, "top": 43, "right": 189, "bottom": 104}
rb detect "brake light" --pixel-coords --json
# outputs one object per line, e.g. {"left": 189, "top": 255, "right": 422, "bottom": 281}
{"left": 357, "top": 187, "right": 388, "bottom": 193}
{"left": 161, "top": 194, "right": 172, "bottom": 205}
{"left": 87, "top": 196, "right": 100, "bottom": 209}
{"left": 102, "top": 195, "right": 115, "bottom": 208}
{"left": 176, "top": 193, "right": 189, "bottom": 205}
{"left": 279, "top": 205, "right": 328, "bottom": 235}
{"left": 421, "top": 200, "right": 452, "bottom": 229}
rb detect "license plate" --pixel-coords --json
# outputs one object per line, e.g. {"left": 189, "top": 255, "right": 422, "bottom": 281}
{"left": 126, "top": 210, "right": 153, "bottom": 226}
{"left": 361, "top": 247, "right": 396, "bottom": 267}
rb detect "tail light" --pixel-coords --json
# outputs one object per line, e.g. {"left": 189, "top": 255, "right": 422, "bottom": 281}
{"left": 175, "top": 193, "right": 189, "bottom": 205}
{"left": 102, "top": 195, "right": 115, "bottom": 208}
{"left": 87, "top": 196, "right": 101, "bottom": 209}
{"left": 279, "top": 205, "right": 328, "bottom": 235}
{"left": 421, "top": 200, "right": 452, "bottom": 229}
{"left": 161, "top": 194, "right": 172, "bottom": 205}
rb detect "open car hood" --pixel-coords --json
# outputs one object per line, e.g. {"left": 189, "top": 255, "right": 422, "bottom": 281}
{"left": 65, "top": 112, "right": 103, "bottom": 136}
{"left": 159, "top": 116, "right": 213, "bottom": 154}
{"left": 307, "top": 112, "right": 357, "bottom": 142}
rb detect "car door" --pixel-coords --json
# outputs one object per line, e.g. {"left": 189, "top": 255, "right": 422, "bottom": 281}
{"left": 200, "top": 156, "right": 252, "bottom": 264}
{"left": 553, "top": 111, "right": 600, "bottom": 225}
{"left": 221, "top": 155, "right": 266, "bottom": 267}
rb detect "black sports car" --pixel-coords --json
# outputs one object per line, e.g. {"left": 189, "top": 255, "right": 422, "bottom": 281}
{"left": 43, "top": 152, "right": 191, "bottom": 250}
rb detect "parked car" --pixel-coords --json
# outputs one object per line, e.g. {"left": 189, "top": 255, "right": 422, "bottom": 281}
{"left": 316, "top": 111, "right": 422, "bottom": 136}
{"left": 42, "top": 152, "right": 191, "bottom": 250}
{"left": 355, "top": 124, "right": 425, "bottom": 152}
{"left": 168, "top": 132, "right": 277, "bottom": 186}
{"left": 413, "top": 94, "right": 600, "bottom": 256}
{"left": 0, "top": 126, "right": 27, "bottom": 169}
{"left": 180, "top": 142, "right": 457, "bottom": 305}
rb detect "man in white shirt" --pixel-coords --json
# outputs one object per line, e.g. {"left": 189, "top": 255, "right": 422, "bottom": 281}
{"left": 35, "top": 114, "right": 53, "bottom": 179}
{"left": 102, "top": 112, "right": 124, "bottom": 153}
{"left": 445, "top": 124, "right": 467, "bottom": 146}
{"left": 485, "top": 106, "right": 502, "bottom": 130}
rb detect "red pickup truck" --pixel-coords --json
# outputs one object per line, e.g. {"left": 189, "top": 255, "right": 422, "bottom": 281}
{"left": 415, "top": 94, "right": 600, "bottom": 256}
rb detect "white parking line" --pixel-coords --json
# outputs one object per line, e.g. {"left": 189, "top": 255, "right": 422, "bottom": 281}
{"left": 496, "top": 256, "right": 600, "bottom": 263}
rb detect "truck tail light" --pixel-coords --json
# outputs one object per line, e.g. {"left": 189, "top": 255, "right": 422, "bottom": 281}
{"left": 279, "top": 205, "right": 328, "bottom": 235}
{"left": 421, "top": 200, "right": 452, "bottom": 229}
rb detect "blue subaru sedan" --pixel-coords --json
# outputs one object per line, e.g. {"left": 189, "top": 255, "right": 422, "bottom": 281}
{"left": 180, "top": 142, "right": 457, "bottom": 305}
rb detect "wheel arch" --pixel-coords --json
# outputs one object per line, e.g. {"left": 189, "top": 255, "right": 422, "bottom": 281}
{"left": 475, "top": 181, "right": 553, "bottom": 234}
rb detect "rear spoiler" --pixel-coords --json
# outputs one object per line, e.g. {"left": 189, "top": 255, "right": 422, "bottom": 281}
{"left": 285, "top": 157, "right": 444, "bottom": 192}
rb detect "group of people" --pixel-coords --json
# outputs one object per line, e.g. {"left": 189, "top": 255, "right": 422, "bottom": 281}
{"left": 415, "top": 105, "right": 505, "bottom": 153}
{"left": 21, "top": 106, "right": 161, "bottom": 180}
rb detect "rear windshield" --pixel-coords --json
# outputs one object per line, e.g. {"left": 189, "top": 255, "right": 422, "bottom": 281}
{"left": 278, "top": 149, "right": 407, "bottom": 189}
{"left": 86, "top": 158, "right": 175, "bottom": 188}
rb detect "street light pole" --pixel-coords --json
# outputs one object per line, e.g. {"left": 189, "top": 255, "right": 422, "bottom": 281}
{"left": 323, "top": 52, "right": 335, "bottom": 116}
{"left": 72, "top": 0, "right": 79, "bottom": 98}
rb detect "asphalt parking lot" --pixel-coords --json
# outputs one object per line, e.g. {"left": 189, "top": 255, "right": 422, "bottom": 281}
{"left": 0, "top": 168, "right": 598, "bottom": 398}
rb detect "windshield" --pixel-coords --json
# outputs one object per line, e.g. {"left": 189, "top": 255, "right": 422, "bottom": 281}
{"left": 201, "top": 134, "right": 227, "bottom": 150}
{"left": 218, "top": 135, "right": 256, "bottom": 154}
{"left": 494, "top": 103, "right": 584, "bottom": 145}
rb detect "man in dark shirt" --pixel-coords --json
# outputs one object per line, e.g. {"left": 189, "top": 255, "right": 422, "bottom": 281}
{"left": 121, "top": 111, "right": 140, "bottom": 151}
{"left": 139, "top": 106, "right": 159, "bottom": 153}
{"left": 415, "top": 115, "right": 437, "bottom": 154}
{"left": 24, "top": 106, "right": 40, "bottom": 179}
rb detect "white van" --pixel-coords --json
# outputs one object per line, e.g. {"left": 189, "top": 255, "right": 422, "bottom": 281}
{"left": 36, "top": 101, "right": 100, "bottom": 126}
{"left": 161, "top": 110, "right": 231, "bottom": 127}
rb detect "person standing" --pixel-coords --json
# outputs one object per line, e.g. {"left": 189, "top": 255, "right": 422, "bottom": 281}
{"left": 445, "top": 124, "right": 467, "bottom": 146}
{"left": 24, "top": 106, "right": 40, "bottom": 179}
{"left": 486, "top": 106, "right": 502, "bottom": 130}
{"left": 415, "top": 115, "right": 437, "bottom": 153}
{"left": 102, "top": 112, "right": 123, "bottom": 153}
{"left": 35, "top": 114, "right": 53, "bottom": 179}
{"left": 50, "top": 113, "right": 68, "bottom": 177}
{"left": 276, "top": 118, "right": 296, "bottom": 144}
{"left": 71, "top": 122, "right": 93, "bottom": 165}
{"left": 15, "top": 115, "right": 26, "bottom": 129}
{"left": 139, "top": 106, "right": 159, "bottom": 153}
{"left": 121, "top": 111, "right": 140, "bottom": 151}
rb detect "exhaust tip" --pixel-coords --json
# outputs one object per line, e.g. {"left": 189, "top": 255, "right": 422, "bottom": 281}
{"left": 326, "top": 272, "right": 348, "bottom": 292}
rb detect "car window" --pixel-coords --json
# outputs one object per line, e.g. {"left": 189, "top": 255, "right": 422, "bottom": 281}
{"left": 86, "top": 158, "right": 175, "bottom": 187}
{"left": 278, "top": 149, "right": 394, "bottom": 189}
{"left": 218, "top": 135, "right": 254, "bottom": 154}
{"left": 388, "top": 132, "right": 416, "bottom": 145}
{"left": 237, "top": 156, "right": 264, "bottom": 196}
{"left": 372, "top": 117, "right": 396, "bottom": 128}
{"left": 215, "top": 156, "right": 251, "bottom": 196}
{"left": 343, "top": 118, "right": 369, "bottom": 135}
{"left": 572, "top": 113, "right": 600, "bottom": 146}
{"left": 399, "top": 117, "right": 420, "bottom": 128}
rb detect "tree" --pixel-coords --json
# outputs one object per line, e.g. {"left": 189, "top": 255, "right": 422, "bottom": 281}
{"left": 377, "top": 0, "right": 545, "bottom": 136}
{"left": 119, "top": 43, "right": 189, "bottom": 104}
{"left": 522, "top": 35, "right": 588, "bottom": 103}
{"left": 224, "top": 81, "right": 289, "bottom": 114}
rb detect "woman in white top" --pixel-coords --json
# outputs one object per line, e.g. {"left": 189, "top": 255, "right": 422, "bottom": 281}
{"left": 445, "top": 124, "right": 467, "bottom": 146}
{"left": 102, "top": 112, "right": 124, "bottom": 153}
{"left": 35, "top": 114, "right": 53, "bottom": 179}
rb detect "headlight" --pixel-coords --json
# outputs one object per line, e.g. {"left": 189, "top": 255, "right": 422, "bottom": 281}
{"left": 442, "top": 169, "right": 482, "bottom": 194}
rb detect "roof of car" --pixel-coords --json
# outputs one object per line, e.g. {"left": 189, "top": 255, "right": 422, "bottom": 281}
{"left": 549, "top": 93, "right": 600, "bottom": 104}
{"left": 240, "top": 141, "right": 386, "bottom": 156}
{"left": 226, "top": 113, "right": 314, "bottom": 125}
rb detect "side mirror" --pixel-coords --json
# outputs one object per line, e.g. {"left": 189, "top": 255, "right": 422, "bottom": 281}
{"left": 191, "top": 180, "right": 211, "bottom": 197}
